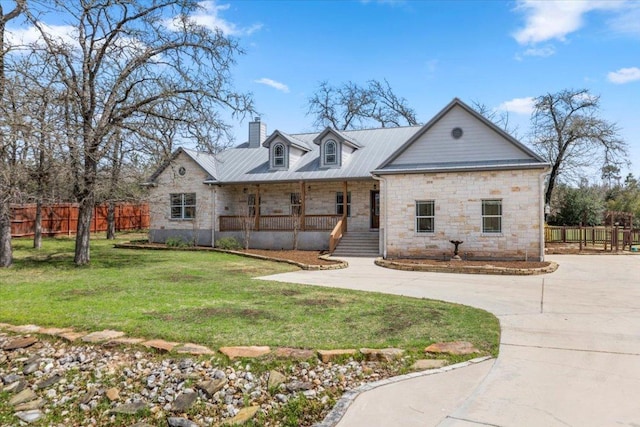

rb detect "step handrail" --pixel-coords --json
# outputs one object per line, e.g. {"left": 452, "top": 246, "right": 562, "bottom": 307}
{"left": 329, "top": 218, "right": 347, "bottom": 253}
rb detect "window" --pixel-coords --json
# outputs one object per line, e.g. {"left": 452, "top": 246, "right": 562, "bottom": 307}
{"left": 247, "top": 194, "right": 261, "bottom": 217}
{"left": 291, "top": 192, "right": 302, "bottom": 215}
{"left": 415, "top": 200, "right": 435, "bottom": 233}
{"left": 482, "top": 199, "right": 502, "bottom": 233}
{"left": 324, "top": 140, "right": 337, "bottom": 165}
{"left": 336, "top": 191, "right": 351, "bottom": 217}
{"left": 170, "top": 193, "right": 196, "bottom": 220}
{"left": 273, "top": 143, "right": 285, "bottom": 167}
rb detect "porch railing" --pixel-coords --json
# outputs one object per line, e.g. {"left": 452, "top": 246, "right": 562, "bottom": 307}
{"left": 219, "top": 214, "right": 341, "bottom": 232}
{"left": 329, "top": 217, "right": 347, "bottom": 253}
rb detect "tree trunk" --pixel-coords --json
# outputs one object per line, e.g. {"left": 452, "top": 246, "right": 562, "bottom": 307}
{"left": 0, "top": 199, "right": 12, "bottom": 267}
{"left": 74, "top": 196, "right": 94, "bottom": 265}
{"left": 106, "top": 201, "right": 116, "bottom": 240}
{"left": 33, "top": 198, "right": 42, "bottom": 249}
{"left": 545, "top": 162, "right": 561, "bottom": 207}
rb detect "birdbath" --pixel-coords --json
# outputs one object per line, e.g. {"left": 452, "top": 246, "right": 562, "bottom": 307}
{"left": 449, "top": 240, "right": 463, "bottom": 261}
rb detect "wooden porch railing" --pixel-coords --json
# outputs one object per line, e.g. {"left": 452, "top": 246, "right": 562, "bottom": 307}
{"left": 329, "top": 218, "right": 347, "bottom": 253}
{"left": 545, "top": 225, "right": 640, "bottom": 251}
{"left": 219, "top": 214, "right": 341, "bottom": 232}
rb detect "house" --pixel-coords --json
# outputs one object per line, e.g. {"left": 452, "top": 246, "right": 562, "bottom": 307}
{"left": 144, "top": 98, "right": 550, "bottom": 260}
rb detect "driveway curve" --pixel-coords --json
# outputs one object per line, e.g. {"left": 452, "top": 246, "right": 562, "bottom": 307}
{"left": 259, "top": 255, "right": 640, "bottom": 427}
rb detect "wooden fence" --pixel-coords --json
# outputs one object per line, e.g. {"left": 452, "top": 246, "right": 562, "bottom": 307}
{"left": 10, "top": 203, "right": 149, "bottom": 238}
{"left": 545, "top": 225, "right": 640, "bottom": 251}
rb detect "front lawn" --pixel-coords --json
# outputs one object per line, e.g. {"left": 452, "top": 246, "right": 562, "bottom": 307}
{"left": 0, "top": 235, "right": 499, "bottom": 354}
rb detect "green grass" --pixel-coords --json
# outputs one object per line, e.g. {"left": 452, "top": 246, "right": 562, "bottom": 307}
{"left": 0, "top": 235, "right": 499, "bottom": 354}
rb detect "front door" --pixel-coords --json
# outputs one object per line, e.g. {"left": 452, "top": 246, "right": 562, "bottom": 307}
{"left": 370, "top": 190, "right": 380, "bottom": 229}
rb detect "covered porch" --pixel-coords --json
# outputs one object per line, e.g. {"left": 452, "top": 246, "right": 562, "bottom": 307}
{"left": 215, "top": 180, "right": 380, "bottom": 252}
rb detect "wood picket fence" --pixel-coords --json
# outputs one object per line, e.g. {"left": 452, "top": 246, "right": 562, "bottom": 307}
{"left": 10, "top": 203, "right": 149, "bottom": 238}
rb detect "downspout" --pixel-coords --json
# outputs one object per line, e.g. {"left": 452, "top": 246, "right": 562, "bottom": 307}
{"left": 207, "top": 184, "right": 216, "bottom": 247}
{"left": 372, "top": 174, "right": 387, "bottom": 258}
{"left": 539, "top": 170, "right": 550, "bottom": 261}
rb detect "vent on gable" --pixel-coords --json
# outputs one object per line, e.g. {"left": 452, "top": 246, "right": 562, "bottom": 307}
{"left": 451, "top": 127, "right": 463, "bottom": 139}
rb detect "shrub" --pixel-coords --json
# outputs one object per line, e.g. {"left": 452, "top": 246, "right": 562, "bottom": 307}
{"left": 216, "top": 236, "right": 242, "bottom": 250}
{"left": 165, "top": 236, "right": 192, "bottom": 248}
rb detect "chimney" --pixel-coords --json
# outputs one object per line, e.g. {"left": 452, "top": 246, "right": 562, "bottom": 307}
{"left": 248, "top": 117, "right": 267, "bottom": 148}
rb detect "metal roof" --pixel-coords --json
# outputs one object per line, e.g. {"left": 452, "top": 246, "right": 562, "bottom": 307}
{"left": 147, "top": 98, "right": 549, "bottom": 185}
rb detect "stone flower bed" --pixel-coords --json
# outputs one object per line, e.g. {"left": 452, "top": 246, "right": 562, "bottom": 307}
{"left": 0, "top": 328, "right": 457, "bottom": 427}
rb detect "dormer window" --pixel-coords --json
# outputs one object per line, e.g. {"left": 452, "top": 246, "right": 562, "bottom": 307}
{"left": 324, "top": 140, "right": 337, "bottom": 165}
{"left": 272, "top": 143, "right": 286, "bottom": 168}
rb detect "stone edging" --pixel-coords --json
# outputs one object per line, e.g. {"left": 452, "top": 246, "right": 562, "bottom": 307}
{"left": 313, "top": 356, "right": 494, "bottom": 427}
{"left": 375, "top": 258, "right": 559, "bottom": 275}
{"left": 114, "top": 243, "right": 348, "bottom": 270}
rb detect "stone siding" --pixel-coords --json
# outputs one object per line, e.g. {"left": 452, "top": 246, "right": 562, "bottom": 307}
{"left": 381, "top": 169, "right": 544, "bottom": 260}
{"left": 148, "top": 154, "right": 214, "bottom": 245}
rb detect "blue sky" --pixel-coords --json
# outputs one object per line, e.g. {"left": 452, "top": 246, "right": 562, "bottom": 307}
{"left": 7, "top": 0, "right": 640, "bottom": 180}
{"left": 211, "top": 0, "right": 640, "bottom": 180}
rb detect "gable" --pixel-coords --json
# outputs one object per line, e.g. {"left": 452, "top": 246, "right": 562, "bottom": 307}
{"left": 375, "top": 99, "right": 548, "bottom": 174}
{"left": 145, "top": 148, "right": 217, "bottom": 186}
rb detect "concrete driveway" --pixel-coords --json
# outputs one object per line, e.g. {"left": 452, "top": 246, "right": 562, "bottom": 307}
{"left": 259, "top": 255, "right": 640, "bottom": 427}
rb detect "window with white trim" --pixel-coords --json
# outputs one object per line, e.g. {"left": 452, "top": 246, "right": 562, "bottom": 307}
{"left": 415, "top": 200, "right": 435, "bottom": 233}
{"left": 324, "top": 140, "right": 337, "bottom": 165}
{"left": 482, "top": 199, "right": 502, "bottom": 233}
{"left": 170, "top": 193, "right": 196, "bottom": 220}
{"left": 291, "top": 192, "right": 302, "bottom": 215}
{"left": 273, "top": 143, "right": 286, "bottom": 168}
{"left": 336, "top": 191, "right": 351, "bottom": 217}
{"left": 247, "top": 194, "right": 261, "bottom": 217}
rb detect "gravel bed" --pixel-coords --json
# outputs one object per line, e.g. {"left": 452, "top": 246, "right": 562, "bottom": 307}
{"left": 0, "top": 333, "right": 408, "bottom": 426}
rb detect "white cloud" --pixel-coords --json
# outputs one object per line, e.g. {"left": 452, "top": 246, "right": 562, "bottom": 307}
{"left": 169, "top": 1, "right": 262, "bottom": 36}
{"left": 255, "top": 78, "right": 290, "bottom": 93}
{"left": 498, "top": 97, "right": 535, "bottom": 115}
{"left": 607, "top": 67, "right": 640, "bottom": 84}
{"left": 513, "top": 0, "right": 626, "bottom": 45}
{"left": 6, "top": 23, "right": 77, "bottom": 48}
{"left": 522, "top": 45, "right": 556, "bottom": 58}
{"left": 608, "top": 3, "right": 640, "bottom": 36}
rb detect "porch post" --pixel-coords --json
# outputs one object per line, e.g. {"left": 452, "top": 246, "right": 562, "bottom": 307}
{"left": 255, "top": 184, "right": 260, "bottom": 231}
{"left": 300, "top": 181, "right": 306, "bottom": 231}
{"left": 343, "top": 181, "right": 348, "bottom": 232}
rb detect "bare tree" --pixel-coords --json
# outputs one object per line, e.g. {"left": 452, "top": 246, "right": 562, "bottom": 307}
{"left": 471, "top": 100, "right": 520, "bottom": 138}
{"left": 26, "top": 0, "right": 254, "bottom": 265}
{"left": 529, "top": 89, "right": 627, "bottom": 206}
{"left": 0, "top": 0, "right": 25, "bottom": 267}
{"left": 307, "top": 79, "right": 418, "bottom": 130}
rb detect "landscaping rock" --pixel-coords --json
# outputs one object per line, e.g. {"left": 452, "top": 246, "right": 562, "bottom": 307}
{"left": 106, "top": 337, "right": 144, "bottom": 345}
{"left": 9, "top": 388, "right": 37, "bottom": 406}
{"left": 109, "top": 401, "right": 147, "bottom": 415}
{"left": 267, "top": 370, "right": 286, "bottom": 390}
{"left": 286, "top": 380, "right": 313, "bottom": 392}
{"left": 425, "top": 341, "right": 479, "bottom": 355}
{"left": 35, "top": 373, "right": 62, "bottom": 389}
{"left": 57, "top": 331, "right": 87, "bottom": 342}
{"left": 273, "top": 347, "right": 315, "bottom": 360}
{"left": 3, "top": 373, "right": 21, "bottom": 384}
{"left": 15, "top": 409, "right": 44, "bottom": 424}
{"left": 142, "top": 339, "right": 180, "bottom": 353}
{"left": 9, "top": 325, "right": 41, "bottom": 334}
{"left": 411, "top": 359, "right": 448, "bottom": 370}
{"left": 176, "top": 343, "right": 215, "bottom": 355}
{"left": 37, "top": 327, "right": 72, "bottom": 336}
{"left": 5, "top": 380, "right": 27, "bottom": 393}
{"left": 82, "top": 329, "right": 125, "bottom": 343}
{"left": 197, "top": 379, "right": 226, "bottom": 397}
{"left": 317, "top": 349, "right": 357, "bottom": 363}
{"left": 219, "top": 346, "right": 270, "bottom": 359}
{"left": 360, "top": 348, "right": 405, "bottom": 362}
{"left": 3, "top": 336, "right": 38, "bottom": 350}
{"left": 106, "top": 387, "right": 120, "bottom": 401}
{"left": 171, "top": 392, "right": 197, "bottom": 412}
{"left": 14, "top": 398, "right": 44, "bottom": 412}
{"left": 167, "top": 417, "right": 199, "bottom": 427}
{"left": 227, "top": 406, "right": 260, "bottom": 425}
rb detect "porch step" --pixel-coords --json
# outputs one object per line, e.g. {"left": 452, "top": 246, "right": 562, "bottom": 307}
{"left": 332, "top": 232, "right": 380, "bottom": 257}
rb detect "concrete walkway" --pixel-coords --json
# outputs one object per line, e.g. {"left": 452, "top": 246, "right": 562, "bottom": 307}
{"left": 259, "top": 255, "right": 640, "bottom": 426}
